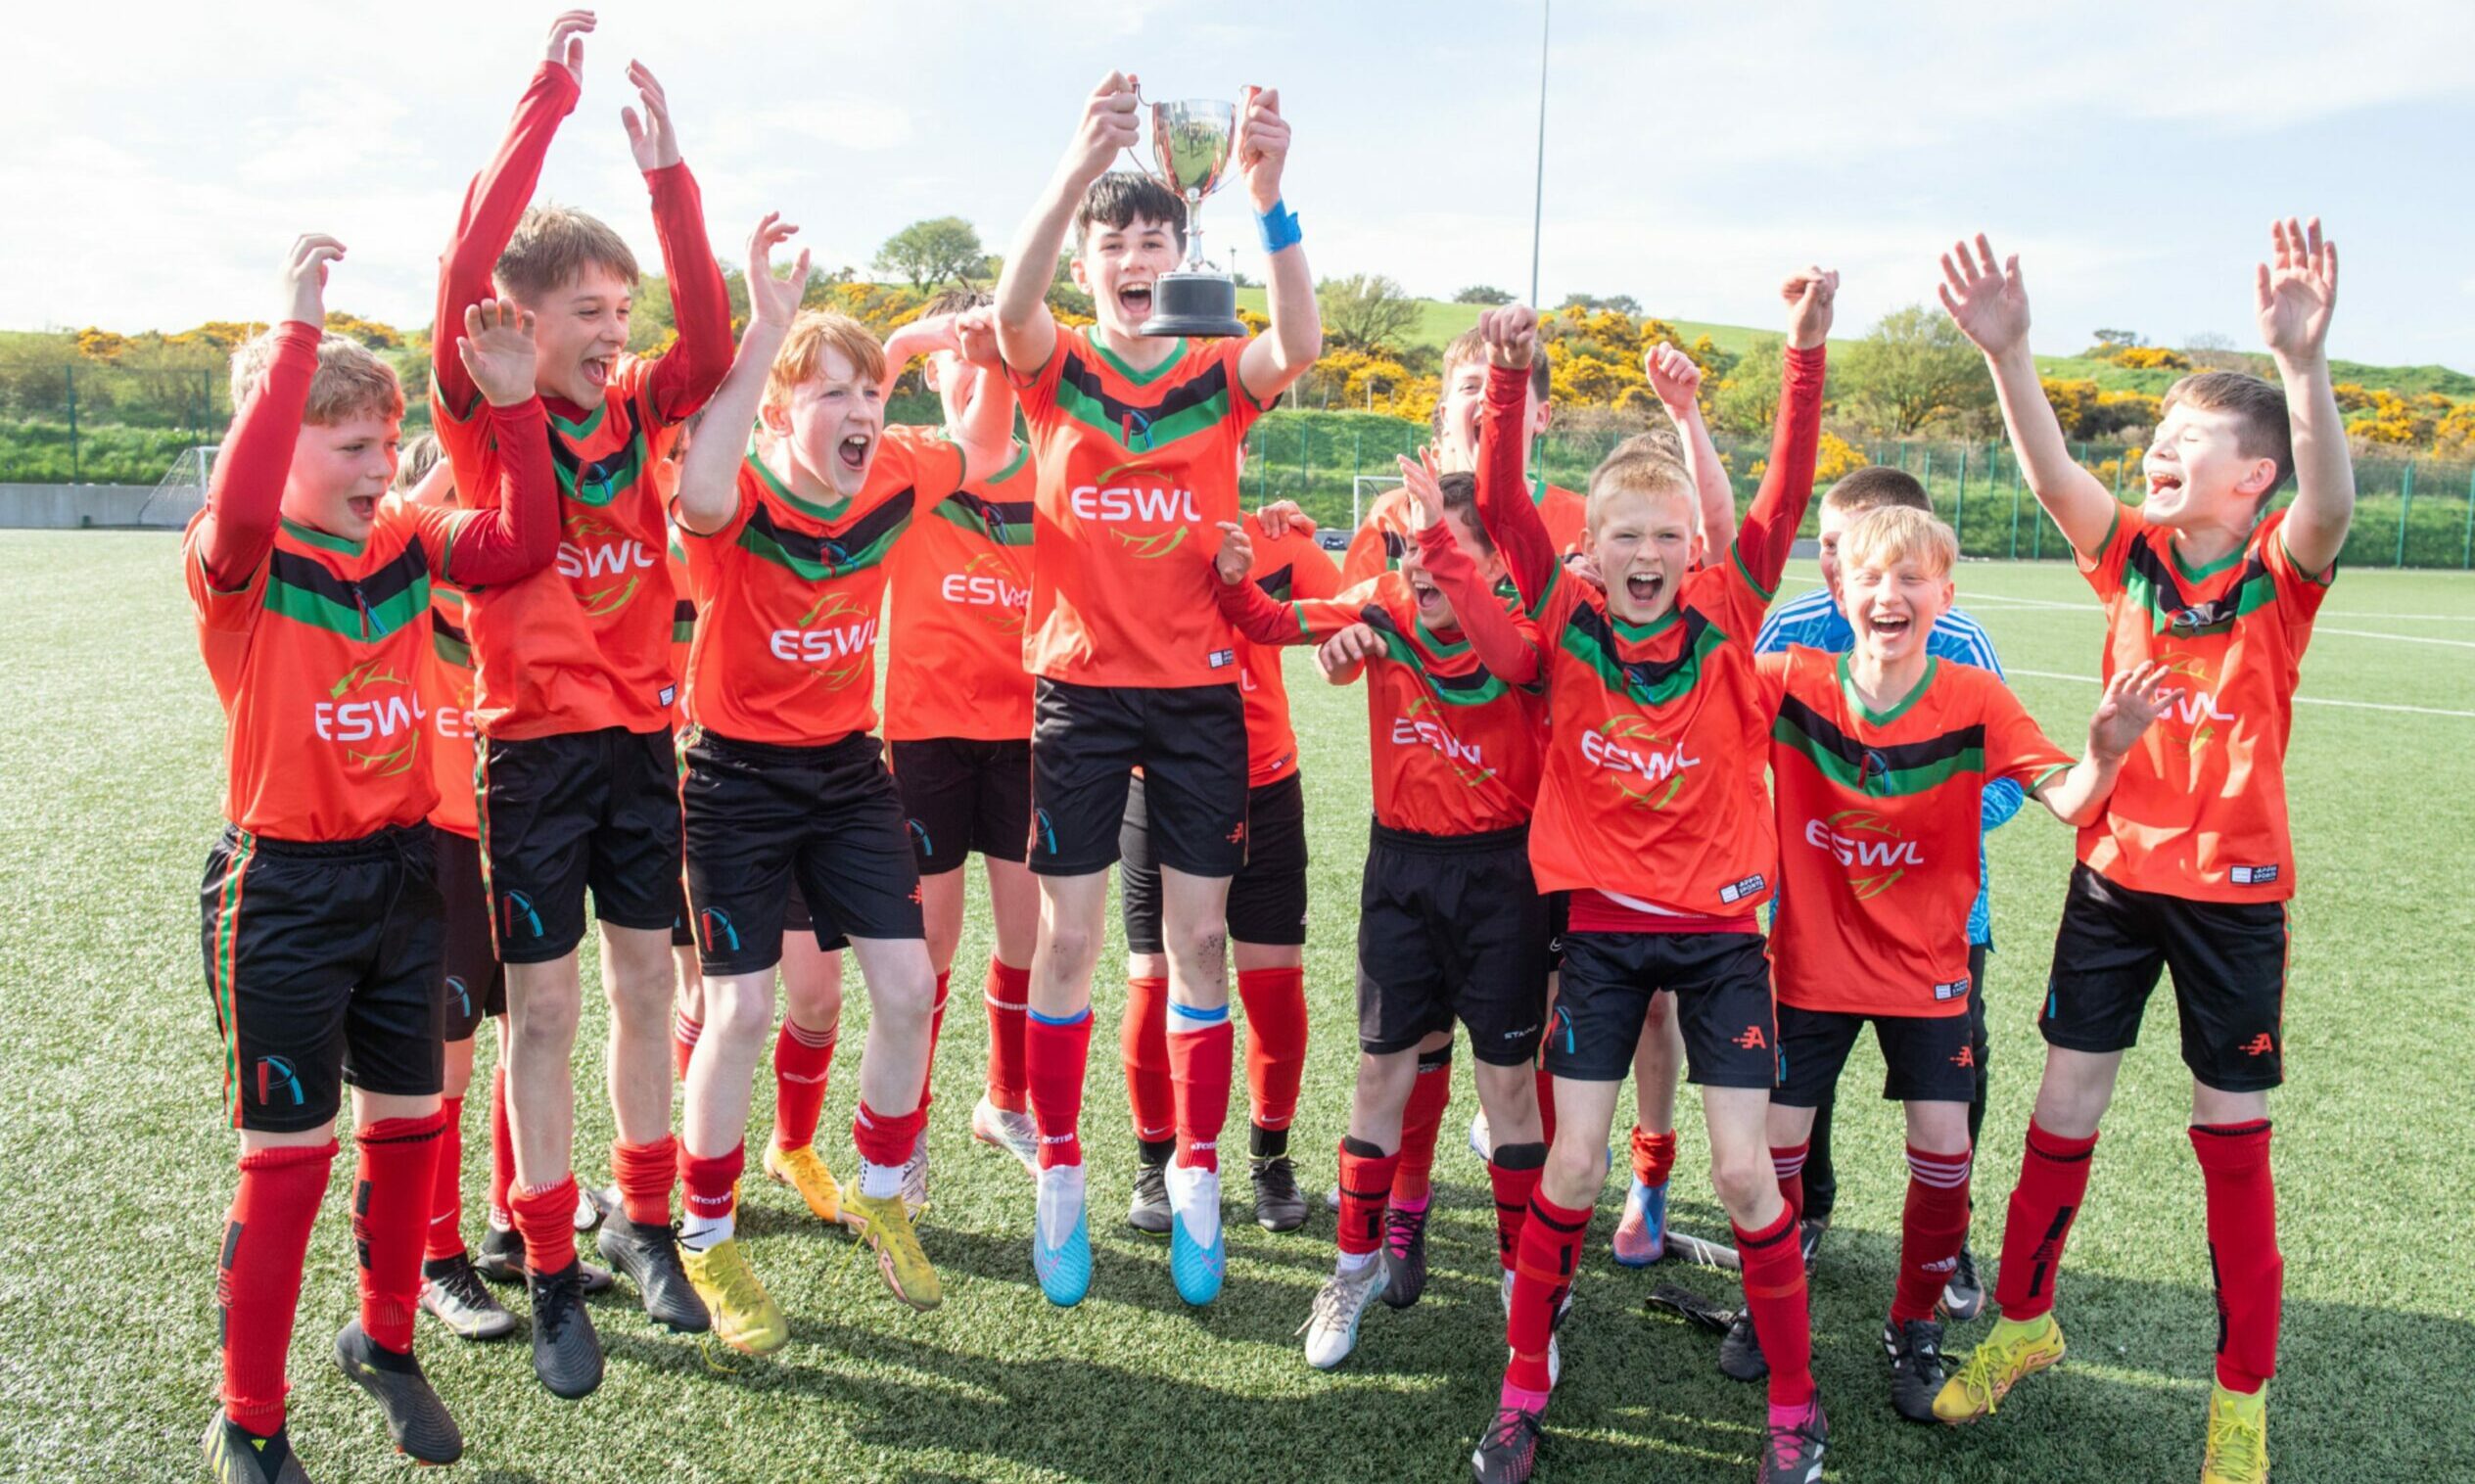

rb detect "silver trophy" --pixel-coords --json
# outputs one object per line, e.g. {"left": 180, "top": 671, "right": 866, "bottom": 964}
{"left": 1125, "top": 92, "right": 1249, "bottom": 338}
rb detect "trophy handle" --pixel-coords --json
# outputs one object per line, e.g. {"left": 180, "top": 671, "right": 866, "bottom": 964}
{"left": 1116, "top": 79, "right": 1164, "bottom": 186}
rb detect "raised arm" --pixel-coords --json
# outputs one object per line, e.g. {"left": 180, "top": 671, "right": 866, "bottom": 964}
{"left": 1415, "top": 522, "right": 1539, "bottom": 686}
{"left": 1648, "top": 342, "right": 1736, "bottom": 549}
{"left": 1233, "top": 87, "right": 1321, "bottom": 406}
{"left": 200, "top": 238, "right": 337, "bottom": 589}
{"left": 626, "top": 64, "right": 732, "bottom": 423}
{"left": 996, "top": 72, "right": 1138, "bottom": 377}
{"left": 1732, "top": 269, "right": 1836, "bottom": 592}
{"left": 673, "top": 215, "right": 804, "bottom": 536}
{"left": 948, "top": 311, "right": 1018, "bottom": 479}
{"left": 434, "top": 15, "right": 588, "bottom": 417}
{"left": 438, "top": 300, "right": 558, "bottom": 585}
{"left": 2034, "top": 662, "right": 2177, "bottom": 826}
{"left": 1939, "top": 234, "right": 2116, "bottom": 558}
{"left": 1472, "top": 305, "right": 1557, "bottom": 606}
{"left": 2256, "top": 216, "right": 2353, "bottom": 575}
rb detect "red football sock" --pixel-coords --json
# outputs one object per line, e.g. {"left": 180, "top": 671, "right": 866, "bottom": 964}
{"left": 1630, "top": 1126, "right": 1677, "bottom": 1188}
{"left": 218, "top": 1141, "right": 335, "bottom": 1435}
{"left": 1026, "top": 1008, "right": 1093, "bottom": 1169}
{"left": 2192, "top": 1121, "right": 2280, "bottom": 1393}
{"left": 487, "top": 1064, "right": 514, "bottom": 1229}
{"left": 1167, "top": 1002, "right": 1234, "bottom": 1174}
{"left": 672, "top": 1007, "right": 702, "bottom": 1083}
{"left": 511, "top": 1174, "right": 578, "bottom": 1275}
{"left": 1120, "top": 975, "right": 1174, "bottom": 1144}
{"left": 424, "top": 1094, "right": 467, "bottom": 1263}
{"left": 1504, "top": 1191, "right": 1589, "bottom": 1394}
{"left": 1770, "top": 1140, "right": 1809, "bottom": 1229}
{"left": 1891, "top": 1144, "right": 1975, "bottom": 1324}
{"left": 678, "top": 1141, "right": 744, "bottom": 1227}
{"left": 1992, "top": 1120, "right": 2099, "bottom": 1322}
{"left": 985, "top": 959, "right": 1031, "bottom": 1113}
{"left": 916, "top": 971, "right": 951, "bottom": 1113}
{"left": 1335, "top": 1137, "right": 1399, "bottom": 1259}
{"left": 770, "top": 1015, "right": 838, "bottom": 1153}
{"left": 1734, "top": 1204, "right": 1816, "bottom": 1409}
{"left": 611, "top": 1134, "right": 677, "bottom": 1228}
{"left": 1392, "top": 1047, "right": 1453, "bottom": 1207}
{"left": 355, "top": 1109, "right": 446, "bottom": 1353}
{"left": 1489, "top": 1142, "right": 1549, "bottom": 1273}
{"left": 853, "top": 1098, "right": 926, "bottom": 1172}
{"left": 1533, "top": 1064, "right": 1559, "bottom": 1147}
{"left": 1236, "top": 967, "right": 1307, "bottom": 1136}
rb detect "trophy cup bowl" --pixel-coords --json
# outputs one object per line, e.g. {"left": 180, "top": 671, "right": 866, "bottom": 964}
{"left": 1134, "top": 97, "right": 1249, "bottom": 338}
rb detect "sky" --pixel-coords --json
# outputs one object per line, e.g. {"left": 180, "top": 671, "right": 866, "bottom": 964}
{"left": 11, "top": 0, "right": 2472, "bottom": 370}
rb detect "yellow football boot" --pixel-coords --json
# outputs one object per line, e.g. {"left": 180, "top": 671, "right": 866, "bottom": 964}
{"left": 764, "top": 1143, "right": 843, "bottom": 1226}
{"left": 2202, "top": 1382, "right": 2269, "bottom": 1484}
{"left": 843, "top": 1190, "right": 943, "bottom": 1312}
{"left": 1933, "top": 1312, "right": 2066, "bottom": 1424}
{"left": 679, "top": 1237, "right": 787, "bottom": 1356}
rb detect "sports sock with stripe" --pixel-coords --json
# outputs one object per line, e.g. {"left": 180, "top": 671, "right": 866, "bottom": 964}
{"left": 424, "top": 1093, "right": 467, "bottom": 1263}
{"left": 1335, "top": 1136, "right": 1398, "bottom": 1273}
{"left": 1236, "top": 966, "right": 1307, "bottom": 1144}
{"left": 677, "top": 1141, "right": 744, "bottom": 1252}
{"left": 1488, "top": 1141, "right": 1548, "bottom": 1275}
{"left": 1630, "top": 1125, "right": 1677, "bottom": 1189}
{"left": 611, "top": 1134, "right": 677, "bottom": 1228}
{"left": 1120, "top": 975, "right": 1174, "bottom": 1145}
{"left": 770, "top": 1015, "right": 838, "bottom": 1152}
{"left": 1391, "top": 1045, "right": 1453, "bottom": 1206}
{"left": 672, "top": 1007, "right": 702, "bottom": 1083}
{"left": 1770, "top": 1140, "right": 1810, "bottom": 1229}
{"left": 2192, "top": 1121, "right": 2279, "bottom": 1393}
{"left": 853, "top": 1099, "right": 926, "bottom": 1199}
{"left": 355, "top": 1109, "right": 446, "bottom": 1353}
{"left": 1735, "top": 1203, "right": 1816, "bottom": 1409}
{"left": 1992, "top": 1120, "right": 2098, "bottom": 1322}
{"left": 511, "top": 1174, "right": 579, "bottom": 1275}
{"left": 984, "top": 958, "right": 1031, "bottom": 1113}
{"left": 487, "top": 1065, "right": 514, "bottom": 1230}
{"left": 1026, "top": 1006, "right": 1094, "bottom": 1170}
{"left": 1891, "top": 1143, "right": 1974, "bottom": 1324}
{"left": 220, "top": 1141, "right": 335, "bottom": 1436}
{"left": 1167, "top": 1000, "right": 1233, "bottom": 1175}
{"left": 1504, "top": 1190, "right": 1588, "bottom": 1394}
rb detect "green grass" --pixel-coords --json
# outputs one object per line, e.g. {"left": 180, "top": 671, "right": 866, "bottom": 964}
{"left": 7, "top": 533, "right": 2474, "bottom": 1481}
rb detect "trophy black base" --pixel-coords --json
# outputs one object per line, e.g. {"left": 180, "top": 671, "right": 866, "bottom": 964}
{"left": 1139, "top": 271, "right": 1248, "bottom": 339}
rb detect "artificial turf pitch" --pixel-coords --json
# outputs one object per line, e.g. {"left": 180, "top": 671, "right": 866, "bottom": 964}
{"left": 6, "top": 531, "right": 2472, "bottom": 1481}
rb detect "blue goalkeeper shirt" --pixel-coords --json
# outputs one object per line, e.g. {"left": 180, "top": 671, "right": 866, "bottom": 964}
{"left": 1756, "top": 584, "right": 2022, "bottom": 947}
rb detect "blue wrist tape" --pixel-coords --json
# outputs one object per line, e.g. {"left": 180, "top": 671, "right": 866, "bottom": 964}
{"left": 1257, "top": 200, "right": 1302, "bottom": 254}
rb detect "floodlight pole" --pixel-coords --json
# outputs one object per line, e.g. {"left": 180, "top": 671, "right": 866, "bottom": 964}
{"left": 1528, "top": 0, "right": 1549, "bottom": 308}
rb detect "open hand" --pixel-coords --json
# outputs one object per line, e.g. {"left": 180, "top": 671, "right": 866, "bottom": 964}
{"left": 1783, "top": 267, "right": 1838, "bottom": 349}
{"left": 1253, "top": 499, "right": 1314, "bottom": 540}
{"left": 280, "top": 233, "right": 345, "bottom": 327}
{"left": 456, "top": 298, "right": 541, "bottom": 407}
{"left": 1477, "top": 304, "right": 1538, "bottom": 370}
{"left": 2257, "top": 216, "right": 2337, "bottom": 365}
{"left": 745, "top": 213, "right": 808, "bottom": 330}
{"left": 1645, "top": 342, "right": 1704, "bottom": 411}
{"left": 1396, "top": 447, "right": 1447, "bottom": 529}
{"left": 543, "top": 10, "right": 594, "bottom": 81}
{"left": 2088, "top": 661, "right": 2180, "bottom": 760}
{"left": 1938, "top": 235, "right": 2029, "bottom": 358}
{"left": 1073, "top": 71, "right": 1143, "bottom": 183}
{"left": 1214, "top": 520, "right": 1255, "bottom": 584}
{"left": 622, "top": 61, "right": 680, "bottom": 171}
{"left": 1238, "top": 86, "right": 1289, "bottom": 210}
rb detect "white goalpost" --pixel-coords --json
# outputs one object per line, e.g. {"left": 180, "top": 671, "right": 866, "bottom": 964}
{"left": 138, "top": 444, "right": 220, "bottom": 529}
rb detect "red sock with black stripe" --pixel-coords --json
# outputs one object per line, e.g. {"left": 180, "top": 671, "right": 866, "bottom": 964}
{"left": 1335, "top": 1136, "right": 1398, "bottom": 1264}
{"left": 1734, "top": 1203, "right": 1816, "bottom": 1409}
{"left": 1488, "top": 1141, "right": 1549, "bottom": 1275}
{"left": 354, "top": 1109, "right": 447, "bottom": 1353}
{"left": 1391, "top": 1046, "right": 1453, "bottom": 1208}
{"left": 424, "top": 1094, "right": 467, "bottom": 1262}
{"left": 2192, "top": 1121, "right": 2280, "bottom": 1393}
{"left": 1992, "top": 1120, "right": 2098, "bottom": 1322}
{"left": 1236, "top": 967, "right": 1307, "bottom": 1146}
{"left": 1503, "top": 1190, "right": 1589, "bottom": 1401}
{"left": 219, "top": 1141, "right": 336, "bottom": 1435}
{"left": 1891, "top": 1144, "right": 1974, "bottom": 1324}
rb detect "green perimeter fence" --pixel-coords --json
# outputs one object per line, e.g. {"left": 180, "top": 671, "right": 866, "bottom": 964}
{"left": 8, "top": 361, "right": 2470, "bottom": 569}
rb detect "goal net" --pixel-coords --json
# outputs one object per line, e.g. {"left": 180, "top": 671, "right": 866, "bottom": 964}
{"left": 138, "top": 444, "right": 219, "bottom": 529}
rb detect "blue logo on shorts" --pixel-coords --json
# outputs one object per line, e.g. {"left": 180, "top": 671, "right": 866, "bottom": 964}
{"left": 255, "top": 1055, "right": 304, "bottom": 1108}
{"left": 1552, "top": 1005, "right": 1575, "bottom": 1055}
{"left": 700, "top": 907, "right": 740, "bottom": 952}
{"left": 1034, "top": 808, "right": 1058, "bottom": 856}
{"left": 501, "top": 890, "right": 543, "bottom": 940}
{"left": 445, "top": 975, "right": 472, "bottom": 1019}
{"left": 908, "top": 818, "right": 932, "bottom": 858}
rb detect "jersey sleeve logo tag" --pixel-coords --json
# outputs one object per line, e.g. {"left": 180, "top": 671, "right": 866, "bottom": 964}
{"left": 1208, "top": 648, "right": 1237, "bottom": 669}
{"left": 1717, "top": 874, "right": 1766, "bottom": 904}
{"left": 658, "top": 684, "right": 677, "bottom": 709}
{"left": 2229, "top": 864, "right": 2279, "bottom": 886}
{"left": 1933, "top": 977, "right": 1972, "bottom": 1002}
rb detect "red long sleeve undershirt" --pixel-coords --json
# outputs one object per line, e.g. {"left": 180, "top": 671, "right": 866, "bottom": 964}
{"left": 1212, "top": 566, "right": 1305, "bottom": 646}
{"left": 432, "top": 62, "right": 732, "bottom": 425}
{"left": 1477, "top": 363, "right": 1559, "bottom": 610}
{"left": 446, "top": 398, "right": 559, "bottom": 585}
{"left": 1413, "top": 521, "right": 1539, "bottom": 685}
{"left": 196, "top": 321, "right": 320, "bottom": 591}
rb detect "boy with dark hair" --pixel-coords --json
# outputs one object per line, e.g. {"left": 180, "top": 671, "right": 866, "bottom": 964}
{"left": 429, "top": 13, "right": 734, "bottom": 1392}
{"left": 1451, "top": 281, "right": 1835, "bottom": 1484}
{"left": 192, "top": 237, "right": 556, "bottom": 1481}
{"left": 1759, "top": 504, "right": 2173, "bottom": 1421}
{"left": 1212, "top": 455, "right": 1553, "bottom": 1369}
{"left": 1931, "top": 222, "right": 2352, "bottom": 1484}
{"left": 1740, "top": 463, "right": 2018, "bottom": 1304}
{"left": 992, "top": 71, "right": 1321, "bottom": 1308}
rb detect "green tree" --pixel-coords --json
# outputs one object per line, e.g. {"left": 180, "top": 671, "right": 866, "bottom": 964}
{"left": 1454, "top": 284, "right": 1513, "bottom": 305}
{"left": 1317, "top": 273, "right": 1421, "bottom": 352}
{"left": 1839, "top": 303, "right": 1994, "bottom": 436}
{"left": 1561, "top": 292, "right": 1642, "bottom": 316}
{"left": 1709, "top": 335, "right": 1784, "bottom": 436}
{"left": 874, "top": 217, "right": 992, "bottom": 293}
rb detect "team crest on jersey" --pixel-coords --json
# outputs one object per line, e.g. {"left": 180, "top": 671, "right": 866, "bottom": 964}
{"left": 771, "top": 591, "right": 878, "bottom": 689}
{"left": 315, "top": 660, "right": 424, "bottom": 775}
{"left": 1803, "top": 809, "right": 1922, "bottom": 899}
{"left": 1578, "top": 715, "right": 1699, "bottom": 810}
{"left": 1392, "top": 695, "right": 1497, "bottom": 789}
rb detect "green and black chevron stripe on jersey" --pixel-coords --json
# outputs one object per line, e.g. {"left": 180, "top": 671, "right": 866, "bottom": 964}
{"left": 266, "top": 538, "right": 433, "bottom": 644}
{"left": 1560, "top": 601, "right": 1730, "bottom": 709}
{"left": 546, "top": 402, "right": 652, "bottom": 509}
{"left": 1359, "top": 605, "right": 1518, "bottom": 706}
{"left": 737, "top": 492, "right": 917, "bottom": 582}
{"left": 2122, "top": 534, "right": 2277, "bottom": 637}
{"left": 1771, "top": 694, "right": 1984, "bottom": 797}
{"left": 1052, "top": 345, "right": 1238, "bottom": 454}
{"left": 930, "top": 488, "right": 1036, "bottom": 547}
